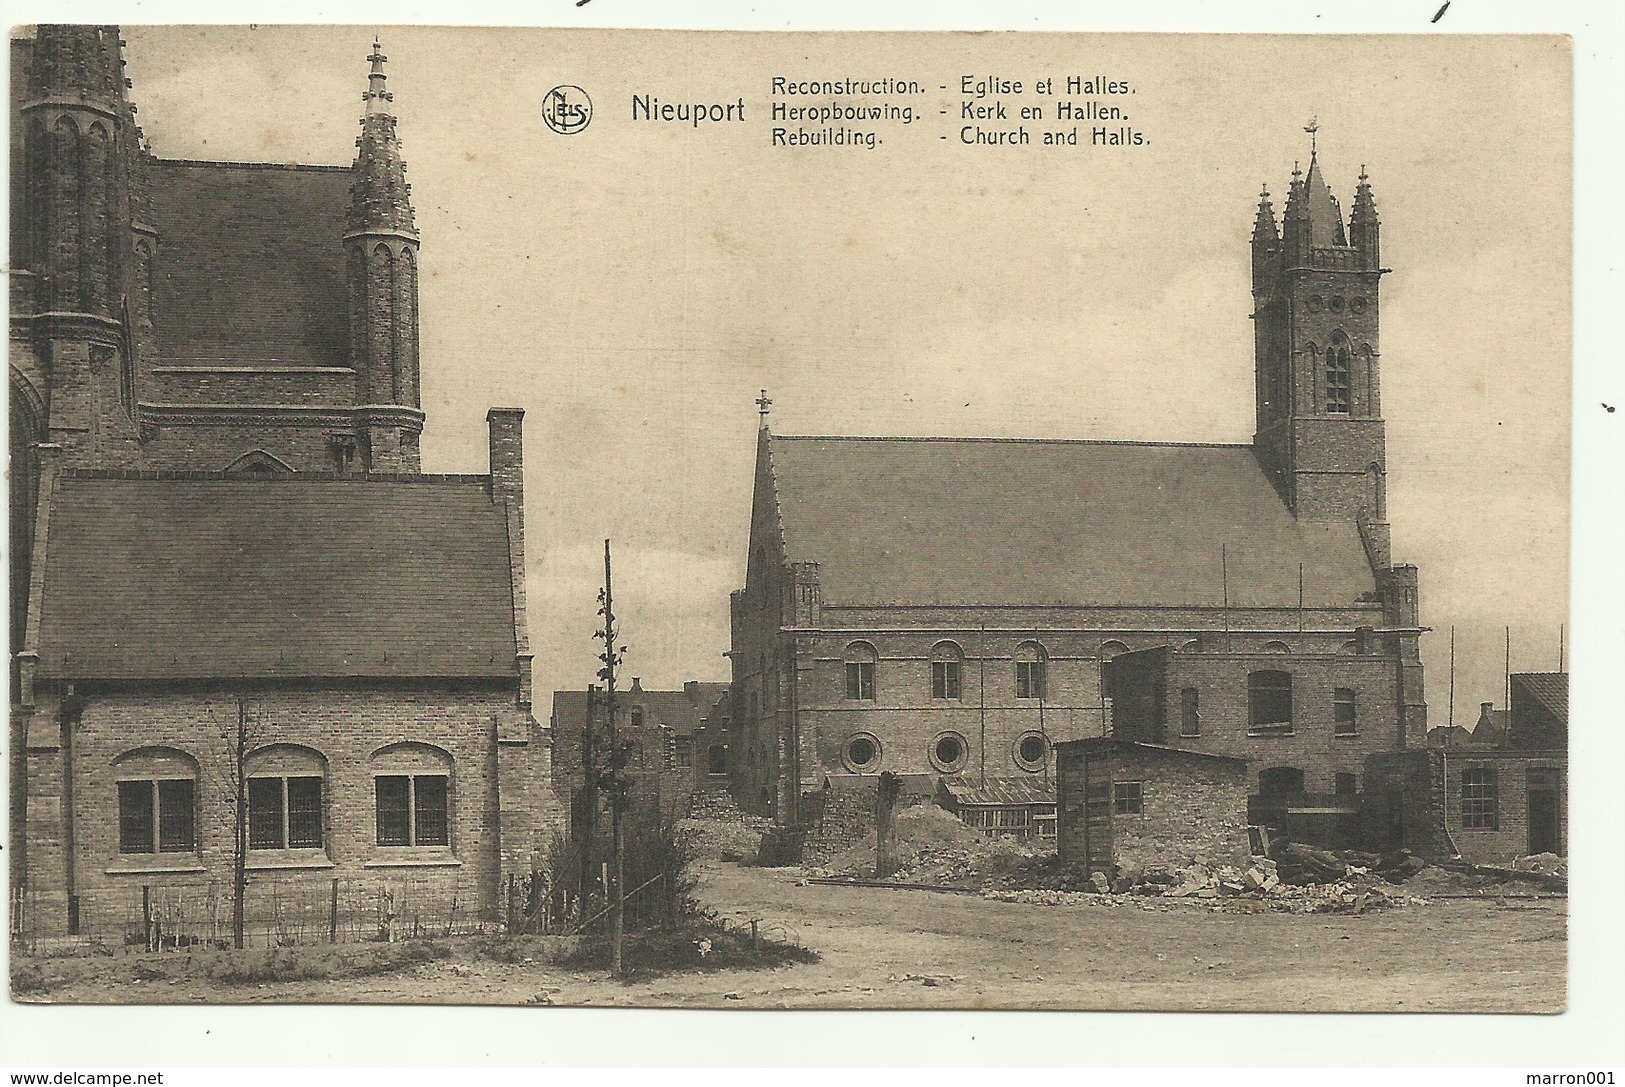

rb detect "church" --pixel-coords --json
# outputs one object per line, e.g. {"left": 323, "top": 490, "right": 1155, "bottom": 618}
{"left": 8, "top": 26, "right": 556, "bottom": 937}
{"left": 729, "top": 140, "right": 1428, "bottom": 831}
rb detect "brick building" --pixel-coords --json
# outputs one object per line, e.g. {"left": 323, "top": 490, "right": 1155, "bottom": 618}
{"left": 728, "top": 141, "right": 1427, "bottom": 827}
{"left": 1365, "top": 673, "right": 1566, "bottom": 864}
{"left": 8, "top": 26, "right": 556, "bottom": 935}
{"left": 549, "top": 680, "right": 729, "bottom": 824}
{"left": 1055, "top": 739, "right": 1252, "bottom": 878}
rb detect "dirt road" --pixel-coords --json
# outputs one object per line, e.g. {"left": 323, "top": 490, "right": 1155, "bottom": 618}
{"left": 19, "top": 861, "right": 1565, "bottom": 1010}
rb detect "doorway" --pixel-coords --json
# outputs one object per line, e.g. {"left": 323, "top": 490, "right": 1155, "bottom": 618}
{"left": 1526, "top": 768, "right": 1562, "bottom": 855}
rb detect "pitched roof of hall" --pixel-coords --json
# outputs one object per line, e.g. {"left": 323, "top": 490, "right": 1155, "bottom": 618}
{"left": 33, "top": 472, "right": 519, "bottom": 681}
{"left": 147, "top": 158, "right": 352, "bottom": 368}
{"left": 1511, "top": 673, "right": 1568, "bottom": 726}
{"left": 549, "top": 682, "right": 731, "bottom": 738}
{"left": 762, "top": 433, "right": 1378, "bottom": 609}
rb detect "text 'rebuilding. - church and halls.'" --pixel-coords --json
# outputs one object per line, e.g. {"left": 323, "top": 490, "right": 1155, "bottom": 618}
{"left": 8, "top": 25, "right": 557, "bottom": 936}
{"left": 729, "top": 146, "right": 1428, "bottom": 829}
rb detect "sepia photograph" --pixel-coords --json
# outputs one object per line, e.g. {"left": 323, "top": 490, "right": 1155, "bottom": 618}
{"left": 2, "top": 4, "right": 1616, "bottom": 1065}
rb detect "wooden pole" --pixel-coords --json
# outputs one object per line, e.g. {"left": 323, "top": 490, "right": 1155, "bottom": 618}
{"left": 142, "top": 884, "right": 152, "bottom": 952}
{"left": 604, "top": 539, "right": 625, "bottom": 978}
{"left": 1447, "top": 626, "right": 1456, "bottom": 729}
{"left": 1222, "top": 545, "right": 1231, "bottom": 653}
{"left": 232, "top": 698, "right": 248, "bottom": 951}
{"left": 329, "top": 878, "right": 339, "bottom": 943}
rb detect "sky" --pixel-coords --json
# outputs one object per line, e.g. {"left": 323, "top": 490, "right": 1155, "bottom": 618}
{"left": 111, "top": 25, "right": 1573, "bottom": 723}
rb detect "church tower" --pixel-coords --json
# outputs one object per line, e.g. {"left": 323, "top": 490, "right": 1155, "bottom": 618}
{"left": 1251, "top": 128, "right": 1387, "bottom": 529}
{"left": 15, "top": 25, "right": 144, "bottom": 468}
{"left": 346, "top": 38, "right": 423, "bottom": 472}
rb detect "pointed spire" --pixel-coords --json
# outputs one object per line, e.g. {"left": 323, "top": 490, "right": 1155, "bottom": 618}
{"left": 1349, "top": 164, "right": 1380, "bottom": 266}
{"left": 1296, "top": 124, "right": 1348, "bottom": 247}
{"left": 348, "top": 35, "right": 415, "bottom": 235}
{"left": 363, "top": 35, "right": 393, "bottom": 115}
{"left": 1252, "top": 183, "right": 1278, "bottom": 243}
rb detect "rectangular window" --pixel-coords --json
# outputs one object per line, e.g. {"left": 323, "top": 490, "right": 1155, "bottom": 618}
{"left": 1461, "top": 767, "right": 1498, "bottom": 830}
{"left": 1334, "top": 688, "right": 1357, "bottom": 736}
{"left": 1180, "top": 687, "right": 1201, "bottom": 737}
{"left": 156, "top": 780, "right": 195, "bottom": 853}
{"left": 287, "top": 777, "right": 324, "bottom": 849}
{"left": 1335, "top": 772, "right": 1358, "bottom": 796}
{"left": 414, "top": 775, "right": 450, "bottom": 846}
{"left": 1113, "top": 781, "right": 1143, "bottom": 815}
{"left": 1248, "top": 670, "right": 1294, "bottom": 734}
{"left": 375, "top": 775, "right": 412, "bottom": 846}
{"left": 118, "top": 780, "right": 155, "bottom": 854}
{"left": 845, "top": 661, "right": 875, "bottom": 700}
{"left": 932, "top": 660, "right": 961, "bottom": 700}
{"left": 1016, "top": 661, "right": 1046, "bottom": 700}
{"left": 248, "top": 777, "right": 285, "bottom": 850}
{"left": 119, "top": 779, "right": 195, "bottom": 854}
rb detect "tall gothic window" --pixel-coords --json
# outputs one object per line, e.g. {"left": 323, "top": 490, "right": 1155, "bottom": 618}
{"left": 1326, "top": 335, "right": 1352, "bottom": 414}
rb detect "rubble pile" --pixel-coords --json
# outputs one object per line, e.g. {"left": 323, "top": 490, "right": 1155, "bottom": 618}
{"left": 807, "top": 806, "right": 1048, "bottom": 885}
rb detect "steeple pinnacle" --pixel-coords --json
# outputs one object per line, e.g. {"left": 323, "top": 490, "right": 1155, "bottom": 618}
{"left": 363, "top": 36, "right": 393, "bottom": 115}
{"left": 348, "top": 36, "right": 415, "bottom": 235}
{"left": 1252, "top": 183, "right": 1278, "bottom": 243}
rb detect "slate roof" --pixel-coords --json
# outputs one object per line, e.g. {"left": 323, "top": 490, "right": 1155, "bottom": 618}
{"left": 1300, "top": 155, "right": 1349, "bottom": 246}
{"left": 764, "top": 434, "right": 1378, "bottom": 608}
{"left": 148, "top": 159, "right": 351, "bottom": 367}
{"left": 34, "top": 473, "right": 518, "bottom": 680}
{"left": 1512, "top": 673, "right": 1568, "bottom": 726}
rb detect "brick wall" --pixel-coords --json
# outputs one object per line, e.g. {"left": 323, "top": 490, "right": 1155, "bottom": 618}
{"left": 27, "top": 683, "right": 559, "bottom": 935}
{"left": 1057, "top": 743, "right": 1250, "bottom": 874}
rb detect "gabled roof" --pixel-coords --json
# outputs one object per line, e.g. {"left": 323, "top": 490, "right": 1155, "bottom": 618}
{"left": 1512, "top": 673, "right": 1568, "bottom": 726}
{"left": 550, "top": 682, "right": 729, "bottom": 738}
{"left": 763, "top": 434, "right": 1377, "bottom": 608}
{"left": 148, "top": 159, "right": 351, "bottom": 367}
{"left": 35, "top": 473, "right": 518, "bottom": 680}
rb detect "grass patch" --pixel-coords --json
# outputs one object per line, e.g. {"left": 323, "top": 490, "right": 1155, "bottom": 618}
{"left": 560, "top": 920, "right": 819, "bottom": 981}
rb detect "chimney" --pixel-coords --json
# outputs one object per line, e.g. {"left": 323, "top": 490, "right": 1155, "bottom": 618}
{"left": 1477, "top": 702, "right": 1494, "bottom": 728}
{"left": 486, "top": 408, "right": 531, "bottom": 707}
{"left": 631, "top": 677, "right": 643, "bottom": 694}
{"left": 487, "top": 408, "right": 525, "bottom": 515}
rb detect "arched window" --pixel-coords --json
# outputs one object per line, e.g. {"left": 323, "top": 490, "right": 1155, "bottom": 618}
{"left": 931, "top": 641, "right": 963, "bottom": 700}
{"left": 246, "top": 744, "right": 327, "bottom": 851}
{"left": 844, "top": 642, "right": 877, "bottom": 701}
{"left": 630, "top": 706, "right": 644, "bottom": 728}
{"left": 1015, "top": 641, "right": 1047, "bottom": 700}
{"left": 1248, "top": 670, "right": 1294, "bottom": 734}
{"left": 1325, "top": 333, "right": 1352, "bottom": 414}
{"left": 113, "top": 747, "right": 198, "bottom": 855}
{"left": 371, "top": 742, "right": 453, "bottom": 848}
{"left": 1261, "top": 640, "right": 1292, "bottom": 654}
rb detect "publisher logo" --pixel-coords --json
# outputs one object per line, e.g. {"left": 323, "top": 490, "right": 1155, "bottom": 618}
{"left": 543, "top": 85, "right": 593, "bottom": 135}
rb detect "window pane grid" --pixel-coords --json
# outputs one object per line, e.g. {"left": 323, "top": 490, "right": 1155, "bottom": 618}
{"left": 1461, "top": 768, "right": 1498, "bottom": 830}
{"left": 376, "top": 775, "right": 412, "bottom": 846}
{"left": 932, "top": 660, "right": 961, "bottom": 699}
{"left": 1334, "top": 688, "right": 1357, "bottom": 736}
{"left": 1326, "top": 346, "right": 1351, "bottom": 413}
{"left": 1016, "top": 661, "right": 1045, "bottom": 700}
{"left": 287, "top": 777, "right": 324, "bottom": 849}
{"left": 118, "top": 780, "right": 155, "bottom": 854}
{"left": 414, "top": 776, "right": 449, "bottom": 846}
{"left": 845, "top": 661, "right": 875, "bottom": 700}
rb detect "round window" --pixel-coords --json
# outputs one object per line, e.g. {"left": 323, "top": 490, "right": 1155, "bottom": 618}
{"left": 930, "top": 731, "right": 968, "bottom": 773}
{"left": 1329, "top": 295, "right": 1346, "bottom": 313}
{"left": 1014, "top": 732, "right": 1048, "bottom": 772}
{"left": 844, "top": 732, "right": 881, "bottom": 773}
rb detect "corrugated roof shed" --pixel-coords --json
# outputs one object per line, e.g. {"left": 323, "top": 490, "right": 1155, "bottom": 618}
{"left": 766, "top": 434, "right": 1377, "bottom": 608}
{"left": 939, "top": 776, "right": 1056, "bottom": 808}
{"left": 35, "top": 473, "right": 517, "bottom": 680}
{"left": 148, "top": 160, "right": 351, "bottom": 367}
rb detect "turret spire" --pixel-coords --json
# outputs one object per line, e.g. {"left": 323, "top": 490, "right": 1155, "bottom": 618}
{"left": 1252, "top": 183, "right": 1278, "bottom": 243}
{"left": 363, "top": 35, "right": 392, "bottom": 115}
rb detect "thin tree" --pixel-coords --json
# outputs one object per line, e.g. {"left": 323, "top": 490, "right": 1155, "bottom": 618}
{"left": 593, "top": 538, "right": 631, "bottom": 976}
{"left": 199, "top": 695, "right": 263, "bottom": 950}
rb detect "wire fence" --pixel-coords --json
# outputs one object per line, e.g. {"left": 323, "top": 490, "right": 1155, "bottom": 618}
{"left": 10, "top": 870, "right": 496, "bottom": 957}
{"left": 12, "top": 860, "right": 699, "bottom": 957}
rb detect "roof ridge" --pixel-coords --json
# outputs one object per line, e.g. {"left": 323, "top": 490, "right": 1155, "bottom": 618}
{"left": 150, "top": 158, "right": 350, "bottom": 172}
{"left": 61, "top": 469, "right": 492, "bottom": 484}
{"left": 771, "top": 434, "right": 1254, "bottom": 449}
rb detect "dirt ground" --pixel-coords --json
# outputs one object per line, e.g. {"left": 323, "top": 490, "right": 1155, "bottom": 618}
{"left": 14, "top": 859, "right": 1566, "bottom": 1011}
